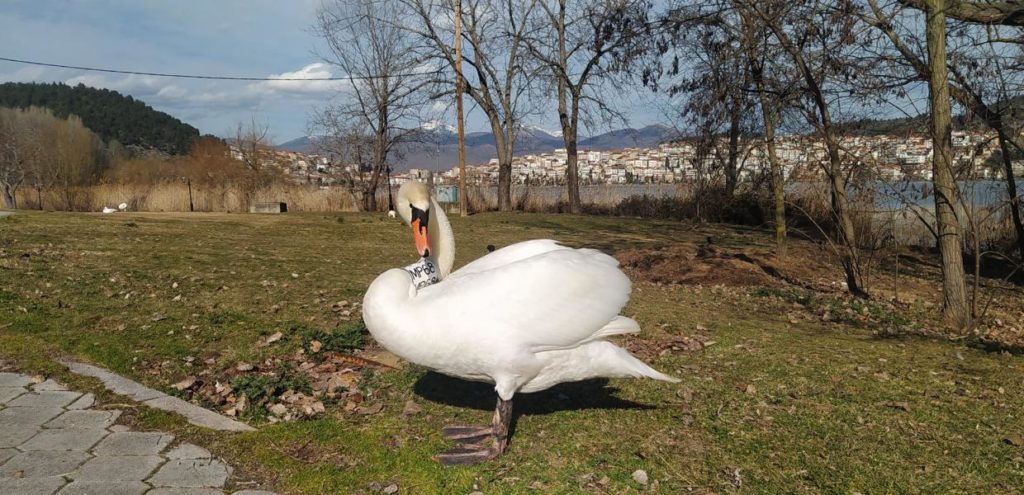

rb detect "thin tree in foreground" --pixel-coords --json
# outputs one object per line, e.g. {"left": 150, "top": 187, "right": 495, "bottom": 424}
{"left": 315, "top": 0, "right": 430, "bottom": 211}
{"left": 524, "top": 0, "right": 652, "bottom": 214}
{"left": 402, "top": 0, "right": 537, "bottom": 211}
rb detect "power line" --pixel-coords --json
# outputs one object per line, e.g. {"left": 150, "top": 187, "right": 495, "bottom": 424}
{"left": 0, "top": 56, "right": 433, "bottom": 81}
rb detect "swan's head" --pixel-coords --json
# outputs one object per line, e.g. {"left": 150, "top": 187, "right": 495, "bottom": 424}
{"left": 396, "top": 181, "right": 432, "bottom": 257}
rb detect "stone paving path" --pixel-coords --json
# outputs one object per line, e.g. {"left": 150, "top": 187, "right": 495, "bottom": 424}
{"left": 0, "top": 372, "right": 276, "bottom": 495}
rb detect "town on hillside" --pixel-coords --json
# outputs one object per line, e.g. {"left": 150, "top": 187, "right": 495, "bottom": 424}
{"left": 247, "top": 130, "right": 1024, "bottom": 188}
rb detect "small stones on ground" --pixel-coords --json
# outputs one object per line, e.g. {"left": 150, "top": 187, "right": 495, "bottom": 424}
{"left": 383, "top": 483, "right": 399, "bottom": 494}
{"left": 172, "top": 377, "right": 197, "bottom": 391}
{"left": 1004, "top": 434, "right": 1024, "bottom": 447}
{"left": 402, "top": 400, "right": 422, "bottom": 415}
{"left": 236, "top": 362, "right": 254, "bottom": 372}
{"left": 264, "top": 332, "right": 284, "bottom": 345}
{"left": 631, "top": 469, "right": 649, "bottom": 485}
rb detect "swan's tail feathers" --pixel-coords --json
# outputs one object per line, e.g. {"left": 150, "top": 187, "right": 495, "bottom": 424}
{"left": 591, "top": 316, "right": 641, "bottom": 340}
{"left": 615, "top": 346, "right": 681, "bottom": 383}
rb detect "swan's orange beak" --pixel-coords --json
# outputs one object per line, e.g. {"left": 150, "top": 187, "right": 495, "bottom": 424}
{"left": 411, "top": 206, "right": 431, "bottom": 258}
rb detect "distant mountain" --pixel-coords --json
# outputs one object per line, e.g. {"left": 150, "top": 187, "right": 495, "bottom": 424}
{"left": 277, "top": 135, "right": 315, "bottom": 152}
{"left": 279, "top": 123, "right": 677, "bottom": 171}
{"left": 0, "top": 82, "right": 200, "bottom": 154}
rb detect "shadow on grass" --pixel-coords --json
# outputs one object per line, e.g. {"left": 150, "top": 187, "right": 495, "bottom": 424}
{"left": 413, "top": 372, "right": 652, "bottom": 438}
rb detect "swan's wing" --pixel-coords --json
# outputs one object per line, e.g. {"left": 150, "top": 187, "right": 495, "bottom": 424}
{"left": 447, "top": 239, "right": 567, "bottom": 281}
{"left": 416, "top": 247, "right": 632, "bottom": 352}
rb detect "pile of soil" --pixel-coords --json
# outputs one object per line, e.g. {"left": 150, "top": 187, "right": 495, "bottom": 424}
{"left": 616, "top": 241, "right": 832, "bottom": 289}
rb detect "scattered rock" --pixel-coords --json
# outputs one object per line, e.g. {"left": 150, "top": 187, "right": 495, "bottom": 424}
{"left": 310, "top": 340, "right": 323, "bottom": 353}
{"left": 383, "top": 483, "right": 398, "bottom": 494}
{"left": 886, "top": 401, "right": 911, "bottom": 412}
{"left": 264, "top": 332, "right": 284, "bottom": 345}
{"left": 744, "top": 384, "right": 757, "bottom": 395}
{"left": 402, "top": 400, "right": 422, "bottom": 415}
{"left": 357, "top": 402, "right": 384, "bottom": 415}
{"left": 631, "top": 469, "right": 649, "bottom": 485}
{"left": 236, "top": 362, "right": 254, "bottom": 372}
{"left": 269, "top": 403, "right": 288, "bottom": 416}
{"left": 1004, "top": 434, "right": 1024, "bottom": 447}
{"left": 172, "top": 377, "right": 196, "bottom": 391}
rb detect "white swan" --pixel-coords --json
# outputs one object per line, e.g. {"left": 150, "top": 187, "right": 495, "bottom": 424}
{"left": 363, "top": 181, "right": 678, "bottom": 464}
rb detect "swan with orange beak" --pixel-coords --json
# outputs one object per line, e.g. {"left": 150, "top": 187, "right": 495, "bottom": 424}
{"left": 363, "top": 181, "right": 678, "bottom": 465}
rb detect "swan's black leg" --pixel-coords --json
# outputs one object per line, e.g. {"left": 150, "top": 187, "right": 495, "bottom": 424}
{"left": 435, "top": 397, "right": 513, "bottom": 465}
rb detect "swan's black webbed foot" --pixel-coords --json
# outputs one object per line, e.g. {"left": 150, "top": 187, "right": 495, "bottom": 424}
{"left": 435, "top": 397, "right": 513, "bottom": 466}
{"left": 442, "top": 425, "right": 494, "bottom": 444}
{"left": 434, "top": 445, "right": 499, "bottom": 465}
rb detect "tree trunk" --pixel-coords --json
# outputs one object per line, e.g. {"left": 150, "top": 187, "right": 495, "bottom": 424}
{"left": 496, "top": 145, "right": 512, "bottom": 211}
{"left": 562, "top": 94, "right": 581, "bottom": 214}
{"left": 926, "top": 0, "right": 971, "bottom": 328}
{"left": 725, "top": 105, "right": 741, "bottom": 197}
{"left": 754, "top": 75, "right": 786, "bottom": 256}
{"left": 996, "top": 130, "right": 1024, "bottom": 262}
{"left": 1, "top": 182, "right": 14, "bottom": 209}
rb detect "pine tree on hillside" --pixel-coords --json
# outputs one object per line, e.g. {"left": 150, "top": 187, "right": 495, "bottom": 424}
{"left": 0, "top": 82, "right": 199, "bottom": 154}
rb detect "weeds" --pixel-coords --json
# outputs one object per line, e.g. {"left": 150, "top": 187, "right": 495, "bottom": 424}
{"left": 298, "top": 320, "right": 366, "bottom": 355}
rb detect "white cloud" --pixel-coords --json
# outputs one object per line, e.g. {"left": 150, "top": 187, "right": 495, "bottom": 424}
{"left": 259, "top": 62, "right": 349, "bottom": 95}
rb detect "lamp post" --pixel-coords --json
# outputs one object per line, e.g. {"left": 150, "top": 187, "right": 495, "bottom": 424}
{"left": 181, "top": 177, "right": 194, "bottom": 212}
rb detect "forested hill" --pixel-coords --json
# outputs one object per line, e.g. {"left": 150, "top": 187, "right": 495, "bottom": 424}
{"left": 0, "top": 82, "right": 199, "bottom": 154}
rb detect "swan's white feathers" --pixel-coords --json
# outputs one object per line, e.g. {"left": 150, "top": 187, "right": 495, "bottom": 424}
{"left": 363, "top": 224, "right": 679, "bottom": 397}
{"left": 445, "top": 239, "right": 566, "bottom": 281}
{"left": 413, "top": 246, "right": 631, "bottom": 353}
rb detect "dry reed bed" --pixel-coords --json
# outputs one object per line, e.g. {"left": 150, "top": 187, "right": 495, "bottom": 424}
{"left": 14, "top": 182, "right": 359, "bottom": 213}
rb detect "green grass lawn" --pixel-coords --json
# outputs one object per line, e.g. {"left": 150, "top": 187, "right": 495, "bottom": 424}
{"left": 1, "top": 210, "right": 1022, "bottom": 494}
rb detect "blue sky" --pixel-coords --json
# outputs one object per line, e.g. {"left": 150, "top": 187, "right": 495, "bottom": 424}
{"left": 0, "top": 0, "right": 668, "bottom": 144}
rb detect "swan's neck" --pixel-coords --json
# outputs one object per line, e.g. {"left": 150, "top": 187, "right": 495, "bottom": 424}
{"left": 429, "top": 198, "right": 455, "bottom": 279}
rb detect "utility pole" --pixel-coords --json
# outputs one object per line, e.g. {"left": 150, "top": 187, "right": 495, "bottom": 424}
{"left": 454, "top": 0, "right": 468, "bottom": 216}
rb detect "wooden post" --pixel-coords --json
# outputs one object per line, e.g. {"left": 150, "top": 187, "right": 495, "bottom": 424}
{"left": 454, "top": 0, "right": 468, "bottom": 216}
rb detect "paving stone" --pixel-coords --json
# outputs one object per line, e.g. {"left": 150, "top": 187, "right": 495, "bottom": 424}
{"left": 147, "top": 458, "right": 232, "bottom": 488}
{"left": 0, "top": 372, "right": 33, "bottom": 388}
{"left": 33, "top": 379, "right": 68, "bottom": 391}
{"left": 71, "top": 455, "right": 164, "bottom": 481}
{"left": 0, "top": 406, "right": 65, "bottom": 426}
{"left": 109, "top": 425, "right": 131, "bottom": 433}
{"left": 0, "top": 386, "right": 26, "bottom": 404}
{"left": 0, "top": 450, "right": 91, "bottom": 478}
{"left": 6, "top": 390, "right": 82, "bottom": 408}
{"left": 19, "top": 428, "right": 109, "bottom": 451}
{"left": 143, "top": 396, "right": 255, "bottom": 432}
{"left": 0, "top": 476, "right": 68, "bottom": 495}
{"left": 0, "top": 448, "right": 16, "bottom": 464}
{"left": 166, "top": 443, "right": 213, "bottom": 459}
{"left": 67, "top": 393, "right": 95, "bottom": 410}
{"left": 58, "top": 480, "right": 149, "bottom": 495}
{"left": 62, "top": 361, "right": 165, "bottom": 401}
{"left": 46, "top": 410, "right": 122, "bottom": 430}
{"left": 93, "top": 431, "right": 174, "bottom": 456}
{"left": 148, "top": 489, "right": 224, "bottom": 495}
{"left": 232, "top": 490, "right": 279, "bottom": 495}
{"left": 1, "top": 424, "right": 42, "bottom": 448}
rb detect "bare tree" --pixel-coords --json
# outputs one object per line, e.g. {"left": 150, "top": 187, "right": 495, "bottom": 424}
{"left": 315, "top": 0, "right": 430, "bottom": 211}
{"left": 0, "top": 108, "right": 25, "bottom": 208}
{"left": 401, "top": 0, "right": 538, "bottom": 211}
{"left": 741, "top": 0, "right": 871, "bottom": 297}
{"left": 523, "top": 0, "right": 652, "bottom": 213}
{"left": 655, "top": 1, "right": 791, "bottom": 253}
{"left": 857, "top": 0, "right": 1024, "bottom": 327}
